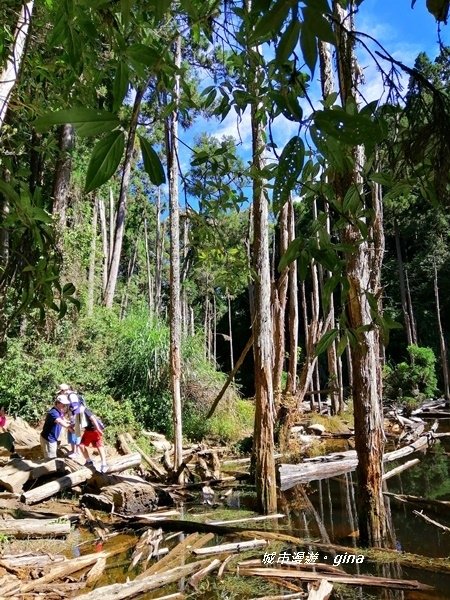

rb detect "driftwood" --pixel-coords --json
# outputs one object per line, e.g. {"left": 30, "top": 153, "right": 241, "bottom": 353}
{"left": 239, "top": 567, "right": 432, "bottom": 591}
{"left": 188, "top": 558, "right": 221, "bottom": 589}
{"left": 75, "top": 560, "right": 211, "bottom": 600}
{"left": 280, "top": 424, "right": 438, "bottom": 489}
{"left": 1, "top": 539, "right": 136, "bottom": 597}
{"left": 384, "top": 492, "right": 450, "bottom": 513}
{"left": 85, "top": 556, "right": 107, "bottom": 586}
{"left": 0, "top": 552, "right": 66, "bottom": 569}
{"left": 248, "top": 594, "right": 305, "bottom": 600}
{"left": 136, "top": 533, "right": 214, "bottom": 579}
{"left": 20, "top": 453, "right": 141, "bottom": 505}
{"left": 0, "top": 458, "right": 67, "bottom": 493}
{"left": 209, "top": 513, "right": 285, "bottom": 526}
{"left": 382, "top": 458, "right": 420, "bottom": 480}
{"left": 413, "top": 510, "right": 450, "bottom": 532}
{"left": 0, "top": 517, "right": 71, "bottom": 538}
{"left": 193, "top": 539, "right": 268, "bottom": 556}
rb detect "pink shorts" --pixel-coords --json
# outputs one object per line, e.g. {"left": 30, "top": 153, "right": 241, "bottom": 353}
{"left": 80, "top": 429, "right": 103, "bottom": 448}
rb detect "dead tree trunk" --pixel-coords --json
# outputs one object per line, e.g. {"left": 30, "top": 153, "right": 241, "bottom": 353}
{"left": 433, "top": 260, "right": 450, "bottom": 402}
{"left": 87, "top": 198, "right": 99, "bottom": 316}
{"left": 394, "top": 224, "right": 414, "bottom": 346}
{"left": 333, "top": 1, "right": 387, "bottom": 547}
{"left": 166, "top": 37, "right": 183, "bottom": 481}
{"left": 285, "top": 196, "right": 298, "bottom": 396}
{"left": 103, "top": 86, "right": 146, "bottom": 307}
{"left": 247, "top": 7, "right": 277, "bottom": 513}
{"left": 273, "top": 202, "right": 289, "bottom": 407}
{"left": 98, "top": 197, "right": 109, "bottom": 294}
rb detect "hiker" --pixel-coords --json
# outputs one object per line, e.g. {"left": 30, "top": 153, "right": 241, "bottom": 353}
{"left": 79, "top": 407, "right": 108, "bottom": 473}
{"left": 40, "top": 394, "right": 72, "bottom": 459}
{"left": 0, "top": 407, "right": 19, "bottom": 458}
{"left": 58, "top": 383, "right": 85, "bottom": 458}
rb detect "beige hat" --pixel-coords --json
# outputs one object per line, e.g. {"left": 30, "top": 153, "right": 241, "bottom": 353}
{"left": 56, "top": 394, "right": 70, "bottom": 405}
{"left": 58, "top": 383, "right": 70, "bottom": 392}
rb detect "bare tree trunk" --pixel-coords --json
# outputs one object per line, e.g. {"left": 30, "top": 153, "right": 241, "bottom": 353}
{"left": 144, "top": 217, "right": 154, "bottom": 314}
{"left": 212, "top": 293, "right": 217, "bottom": 363}
{"left": 433, "top": 260, "right": 450, "bottom": 402}
{"left": 273, "top": 202, "right": 289, "bottom": 406}
{"left": 52, "top": 124, "right": 74, "bottom": 229}
{"left": 405, "top": 269, "right": 418, "bottom": 345}
{"left": 120, "top": 242, "right": 138, "bottom": 320}
{"left": 166, "top": 37, "right": 183, "bottom": 480}
{"left": 334, "top": 1, "right": 387, "bottom": 547}
{"left": 394, "top": 224, "right": 413, "bottom": 346}
{"left": 247, "top": 8, "right": 276, "bottom": 513}
{"left": 108, "top": 187, "right": 115, "bottom": 273}
{"left": 104, "top": 86, "right": 146, "bottom": 307}
{"left": 87, "top": 198, "right": 98, "bottom": 316}
{"left": 286, "top": 197, "right": 298, "bottom": 395}
{"left": 98, "top": 198, "right": 109, "bottom": 294}
{"left": 154, "top": 189, "right": 163, "bottom": 315}
{"left": 227, "top": 293, "right": 234, "bottom": 371}
{"left": 0, "top": 1, "right": 34, "bottom": 130}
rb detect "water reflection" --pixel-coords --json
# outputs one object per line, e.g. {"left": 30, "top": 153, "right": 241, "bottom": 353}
{"left": 279, "top": 436, "right": 450, "bottom": 599}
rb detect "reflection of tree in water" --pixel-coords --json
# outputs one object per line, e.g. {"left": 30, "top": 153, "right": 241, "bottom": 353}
{"left": 389, "top": 443, "right": 449, "bottom": 499}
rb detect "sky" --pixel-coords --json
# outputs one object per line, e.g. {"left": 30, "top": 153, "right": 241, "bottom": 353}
{"left": 177, "top": 0, "right": 450, "bottom": 203}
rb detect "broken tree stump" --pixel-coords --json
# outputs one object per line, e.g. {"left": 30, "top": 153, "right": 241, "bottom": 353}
{"left": 81, "top": 478, "right": 158, "bottom": 514}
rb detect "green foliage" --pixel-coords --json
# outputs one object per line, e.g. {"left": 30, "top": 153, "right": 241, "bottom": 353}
{"left": 384, "top": 344, "right": 438, "bottom": 405}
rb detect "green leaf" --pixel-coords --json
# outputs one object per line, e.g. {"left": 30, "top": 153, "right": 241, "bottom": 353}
{"left": 315, "top": 328, "right": 339, "bottom": 356}
{"left": 251, "top": 0, "right": 293, "bottom": 44}
{"left": 126, "top": 44, "right": 159, "bottom": 67}
{"left": 139, "top": 135, "right": 166, "bottom": 186}
{"left": 85, "top": 130, "right": 125, "bottom": 193}
{"left": 278, "top": 236, "right": 302, "bottom": 271}
{"left": 154, "top": 0, "right": 171, "bottom": 21}
{"left": 113, "top": 62, "right": 130, "bottom": 111}
{"left": 336, "top": 333, "right": 348, "bottom": 357}
{"left": 303, "top": 6, "right": 335, "bottom": 44}
{"left": 273, "top": 136, "right": 305, "bottom": 214}
{"left": 35, "top": 108, "right": 119, "bottom": 132}
{"left": 342, "top": 184, "right": 361, "bottom": 214}
{"left": 276, "top": 19, "right": 301, "bottom": 62}
{"left": 300, "top": 18, "right": 318, "bottom": 76}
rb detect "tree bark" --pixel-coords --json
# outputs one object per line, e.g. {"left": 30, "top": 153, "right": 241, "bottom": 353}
{"left": 285, "top": 197, "right": 298, "bottom": 395}
{"left": 333, "top": 1, "right": 387, "bottom": 547}
{"left": 87, "top": 198, "right": 99, "bottom": 316}
{"left": 103, "top": 86, "right": 146, "bottom": 307}
{"left": 249, "top": 36, "right": 277, "bottom": 513}
{"left": 144, "top": 217, "right": 154, "bottom": 314}
{"left": 166, "top": 37, "right": 183, "bottom": 481}
{"left": 0, "top": 1, "right": 34, "bottom": 130}
{"left": 394, "top": 224, "right": 414, "bottom": 346}
{"left": 273, "top": 202, "right": 289, "bottom": 407}
{"left": 433, "top": 260, "right": 450, "bottom": 402}
{"left": 98, "top": 197, "right": 109, "bottom": 294}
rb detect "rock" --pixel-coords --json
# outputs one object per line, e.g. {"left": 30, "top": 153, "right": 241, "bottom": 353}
{"left": 307, "top": 423, "right": 326, "bottom": 435}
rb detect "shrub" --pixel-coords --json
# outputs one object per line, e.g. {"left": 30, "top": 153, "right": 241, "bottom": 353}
{"left": 384, "top": 344, "right": 437, "bottom": 409}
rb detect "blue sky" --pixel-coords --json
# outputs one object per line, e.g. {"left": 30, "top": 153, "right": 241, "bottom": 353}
{"left": 177, "top": 1, "right": 449, "bottom": 202}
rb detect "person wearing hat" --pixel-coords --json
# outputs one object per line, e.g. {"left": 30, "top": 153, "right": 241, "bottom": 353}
{"left": 58, "top": 383, "right": 85, "bottom": 458}
{"left": 40, "top": 394, "right": 72, "bottom": 459}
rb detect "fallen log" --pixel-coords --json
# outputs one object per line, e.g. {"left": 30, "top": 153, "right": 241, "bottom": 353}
{"left": 209, "top": 513, "right": 285, "bottom": 526}
{"left": 20, "top": 453, "right": 141, "bottom": 505}
{"left": 1, "top": 539, "right": 136, "bottom": 597}
{"left": 382, "top": 458, "right": 420, "bottom": 480}
{"left": 0, "top": 552, "right": 66, "bottom": 569}
{"left": 75, "top": 560, "right": 211, "bottom": 600}
{"left": 0, "top": 517, "right": 71, "bottom": 538}
{"left": 0, "top": 458, "right": 55, "bottom": 493}
{"left": 21, "top": 466, "right": 93, "bottom": 505}
{"left": 280, "top": 425, "right": 438, "bottom": 489}
{"left": 248, "top": 593, "right": 305, "bottom": 600}
{"left": 193, "top": 539, "right": 268, "bottom": 556}
{"left": 239, "top": 567, "right": 432, "bottom": 591}
{"left": 124, "top": 433, "right": 167, "bottom": 479}
{"left": 384, "top": 492, "right": 450, "bottom": 514}
{"left": 82, "top": 479, "right": 158, "bottom": 514}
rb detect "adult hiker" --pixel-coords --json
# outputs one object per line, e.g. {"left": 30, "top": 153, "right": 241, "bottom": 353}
{"left": 40, "top": 394, "right": 72, "bottom": 459}
{"left": 79, "top": 407, "right": 108, "bottom": 473}
{"left": 58, "top": 383, "right": 86, "bottom": 458}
